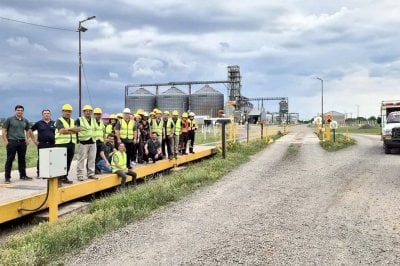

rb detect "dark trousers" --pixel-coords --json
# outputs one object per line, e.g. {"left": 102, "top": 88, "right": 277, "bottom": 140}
{"left": 5, "top": 140, "right": 27, "bottom": 179}
{"left": 188, "top": 130, "right": 195, "bottom": 152}
{"left": 122, "top": 140, "right": 134, "bottom": 168}
{"left": 137, "top": 139, "right": 145, "bottom": 163}
{"left": 37, "top": 142, "right": 55, "bottom": 176}
{"left": 115, "top": 169, "right": 137, "bottom": 187}
{"left": 55, "top": 142, "right": 75, "bottom": 179}
{"left": 179, "top": 132, "right": 189, "bottom": 154}
{"left": 161, "top": 137, "right": 171, "bottom": 157}
{"left": 95, "top": 141, "right": 103, "bottom": 172}
{"left": 144, "top": 152, "right": 163, "bottom": 163}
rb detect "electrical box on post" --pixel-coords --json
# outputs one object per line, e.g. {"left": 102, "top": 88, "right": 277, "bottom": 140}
{"left": 39, "top": 148, "right": 67, "bottom": 179}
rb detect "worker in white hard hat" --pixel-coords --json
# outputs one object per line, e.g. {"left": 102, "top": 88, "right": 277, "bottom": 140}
{"left": 188, "top": 112, "right": 197, "bottom": 153}
{"left": 114, "top": 107, "right": 137, "bottom": 168}
{"left": 179, "top": 112, "right": 189, "bottom": 155}
{"left": 75, "top": 104, "right": 97, "bottom": 181}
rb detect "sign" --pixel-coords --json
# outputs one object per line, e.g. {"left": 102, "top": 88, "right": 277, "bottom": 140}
{"left": 330, "top": 120, "right": 338, "bottom": 130}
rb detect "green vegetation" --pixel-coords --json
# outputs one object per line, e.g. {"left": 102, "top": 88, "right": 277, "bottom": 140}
{"left": 283, "top": 143, "right": 301, "bottom": 160}
{"left": 0, "top": 138, "right": 275, "bottom": 266}
{"left": 320, "top": 133, "right": 356, "bottom": 152}
{"left": 335, "top": 126, "right": 380, "bottom": 135}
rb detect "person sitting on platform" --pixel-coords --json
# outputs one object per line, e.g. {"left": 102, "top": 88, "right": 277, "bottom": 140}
{"left": 144, "top": 132, "right": 163, "bottom": 163}
{"left": 111, "top": 142, "right": 137, "bottom": 187}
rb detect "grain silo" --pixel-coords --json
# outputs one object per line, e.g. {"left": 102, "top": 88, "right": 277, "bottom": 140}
{"left": 191, "top": 85, "right": 224, "bottom": 117}
{"left": 157, "top": 86, "right": 188, "bottom": 114}
{"left": 126, "top": 87, "right": 155, "bottom": 112}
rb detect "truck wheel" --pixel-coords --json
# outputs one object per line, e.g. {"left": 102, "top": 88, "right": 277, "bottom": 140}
{"left": 384, "top": 146, "right": 391, "bottom": 154}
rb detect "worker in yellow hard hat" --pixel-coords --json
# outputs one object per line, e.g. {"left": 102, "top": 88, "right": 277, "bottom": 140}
{"left": 114, "top": 108, "right": 137, "bottom": 168}
{"left": 166, "top": 110, "right": 180, "bottom": 159}
{"left": 179, "top": 112, "right": 189, "bottom": 155}
{"left": 150, "top": 109, "right": 163, "bottom": 144}
{"left": 93, "top": 107, "right": 105, "bottom": 174}
{"left": 76, "top": 104, "right": 97, "bottom": 181}
{"left": 54, "top": 104, "right": 79, "bottom": 184}
{"left": 161, "top": 110, "right": 172, "bottom": 157}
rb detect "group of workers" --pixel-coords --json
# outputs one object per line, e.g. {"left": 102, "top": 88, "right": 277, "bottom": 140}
{"left": 2, "top": 104, "right": 198, "bottom": 187}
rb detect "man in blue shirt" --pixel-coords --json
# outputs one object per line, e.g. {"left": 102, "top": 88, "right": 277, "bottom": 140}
{"left": 31, "top": 109, "right": 55, "bottom": 178}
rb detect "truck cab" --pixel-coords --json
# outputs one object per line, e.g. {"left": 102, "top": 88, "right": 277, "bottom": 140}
{"left": 380, "top": 101, "right": 400, "bottom": 154}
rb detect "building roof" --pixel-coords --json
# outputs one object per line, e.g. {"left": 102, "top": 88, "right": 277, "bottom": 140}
{"left": 325, "top": 110, "right": 345, "bottom": 116}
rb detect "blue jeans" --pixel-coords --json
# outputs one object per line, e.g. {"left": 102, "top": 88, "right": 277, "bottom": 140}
{"left": 96, "top": 159, "right": 112, "bottom": 173}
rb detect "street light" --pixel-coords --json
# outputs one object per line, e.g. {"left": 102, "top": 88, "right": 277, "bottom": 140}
{"left": 78, "top": 15, "right": 96, "bottom": 115}
{"left": 314, "top": 77, "right": 324, "bottom": 125}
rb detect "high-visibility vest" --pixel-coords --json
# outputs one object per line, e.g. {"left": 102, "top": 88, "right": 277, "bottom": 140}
{"left": 188, "top": 119, "right": 197, "bottom": 131}
{"left": 94, "top": 119, "right": 105, "bottom": 142}
{"left": 181, "top": 119, "right": 189, "bottom": 133}
{"left": 55, "top": 117, "right": 77, "bottom": 144}
{"left": 111, "top": 151, "right": 127, "bottom": 173}
{"left": 150, "top": 119, "right": 163, "bottom": 136}
{"left": 175, "top": 118, "right": 182, "bottom": 135}
{"left": 78, "top": 117, "right": 95, "bottom": 141}
{"left": 105, "top": 124, "right": 113, "bottom": 135}
{"left": 119, "top": 119, "right": 134, "bottom": 140}
{"left": 166, "top": 118, "right": 176, "bottom": 135}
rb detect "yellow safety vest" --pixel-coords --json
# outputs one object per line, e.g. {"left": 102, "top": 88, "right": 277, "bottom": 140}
{"left": 111, "top": 151, "right": 127, "bottom": 173}
{"left": 119, "top": 119, "right": 134, "bottom": 140}
{"left": 55, "top": 117, "right": 77, "bottom": 144}
{"left": 94, "top": 119, "right": 105, "bottom": 142}
{"left": 105, "top": 124, "right": 113, "bottom": 135}
{"left": 175, "top": 118, "right": 182, "bottom": 135}
{"left": 188, "top": 119, "right": 197, "bottom": 131}
{"left": 78, "top": 117, "right": 95, "bottom": 141}
{"left": 151, "top": 119, "right": 163, "bottom": 136}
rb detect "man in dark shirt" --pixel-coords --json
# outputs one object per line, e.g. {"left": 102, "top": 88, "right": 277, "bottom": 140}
{"left": 96, "top": 134, "right": 115, "bottom": 173}
{"left": 2, "top": 105, "right": 32, "bottom": 183}
{"left": 31, "top": 109, "right": 55, "bottom": 178}
{"left": 144, "top": 132, "right": 163, "bottom": 163}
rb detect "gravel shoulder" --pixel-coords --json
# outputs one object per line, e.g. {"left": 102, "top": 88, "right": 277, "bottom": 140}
{"left": 67, "top": 126, "right": 400, "bottom": 265}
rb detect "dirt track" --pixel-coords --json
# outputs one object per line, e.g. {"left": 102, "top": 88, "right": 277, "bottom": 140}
{"left": 68, "top": 125, "right": 400, "bottom": 265}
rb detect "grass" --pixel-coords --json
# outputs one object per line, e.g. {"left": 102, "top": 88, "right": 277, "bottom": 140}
{"left": 0, "top": 138, "right": 275, "bottom": 266}
{"left": 320, "top": 133, "right": 356, "bottom": 152}
{"left": 335, "top": 126, "right": 380, "bottom": 135}
{"left": 0, "top": 142, "right": 37, "bottom": 172}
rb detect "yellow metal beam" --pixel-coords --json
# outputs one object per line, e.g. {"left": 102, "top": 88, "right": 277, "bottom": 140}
{"left": 0, "top": 146, "right": 216, "bottom": 224}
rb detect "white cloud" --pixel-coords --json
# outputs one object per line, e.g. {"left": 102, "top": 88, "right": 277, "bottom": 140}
{"left": 109, "top": 72, "right": 119, "bottom": 78}
{"left": 131, "top": 57, "right": 166, "bottom": 77}
{"left": 6, "top": 36, "right": 48, "bottom": 52}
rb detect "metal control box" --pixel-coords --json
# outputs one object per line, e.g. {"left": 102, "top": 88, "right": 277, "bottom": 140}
{"left": 39, "top": 147, "right": 67, "bottom": 178}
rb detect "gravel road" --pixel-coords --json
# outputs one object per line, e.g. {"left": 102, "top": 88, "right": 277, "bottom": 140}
{"left": 67, "top": 125, "right": 400, "bottom": 265}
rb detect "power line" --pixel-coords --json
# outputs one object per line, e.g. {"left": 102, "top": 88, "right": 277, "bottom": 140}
{"left": 0, "top": 16, "right": 75, "bottom": 32}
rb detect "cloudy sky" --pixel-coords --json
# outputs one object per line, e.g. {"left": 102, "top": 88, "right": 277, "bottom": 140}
{"left": 1, "top": 0, "right": 399, "bottom": 121}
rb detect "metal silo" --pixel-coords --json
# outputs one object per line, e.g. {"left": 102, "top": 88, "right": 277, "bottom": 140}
{"left": 191, "top": 85, "right": 224, "bottom": 117}
{"left": 157, "top": 86, "right": 188, "bottom": 114}
{"left": 126, "top": 87, "right": 156, "bottom": 112}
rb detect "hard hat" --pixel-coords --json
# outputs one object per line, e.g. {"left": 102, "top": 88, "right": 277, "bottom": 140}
{"left": 62, "top": 104, "right": 73, "bottom": 111}
{"left": 163, "top": 111, "right": 170, "bottom": 115}
{"left": 155, "top": 109, "right": 162, "bottom": 114}
{"left": 137, "top": 109, "right": 144, "bottom": 115}
{"left": 182, "top": 112, "right": 188, "bottom": 118}
{"left": 83, "top": 104, "right": 93, "bottom": 111}
{"left": 189, "top": 112, "right": 195, "bottom": 116}
{"left": 172, "top": 110, "right": 179, "bottom": 116}
{"left": 117, "top": 113, "right": 123, "bottom": 118}
{"left": 93, "top": 107, "right": 102, "bottom": 114}
{"left": 102, "top": 113, "right": 110, "bottom": 119}
{"left": 123, "top": 108, "right": 131, "bottom": 114}
{"left": 150, "top": 111, "right": 155, "bottom": 116}
{"left": 153, "top": 108, "right": 158, "bottom": 113}
{"left": 110, "top": 114, "right": 117, "bottom": 120}
{"left": 143, "top": 112, "right": 149, "bottom": 117}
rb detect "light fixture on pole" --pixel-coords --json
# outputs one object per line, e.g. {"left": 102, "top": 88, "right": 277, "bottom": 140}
{"left": 314, "top": 77, "right": 324, "bottom": 125}
{"left": 78, "top": 15, "right": 96, "bottom": 115}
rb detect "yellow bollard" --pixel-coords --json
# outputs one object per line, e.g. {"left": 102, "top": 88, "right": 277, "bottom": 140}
{"left": 324, "top": 124, "right": 331, "bottom": 141}
{"left": 48, "top": 178, "right": 59, "bottom": 223}
{"left": 346, "top": 128, "right": 351, "bottom": 142}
